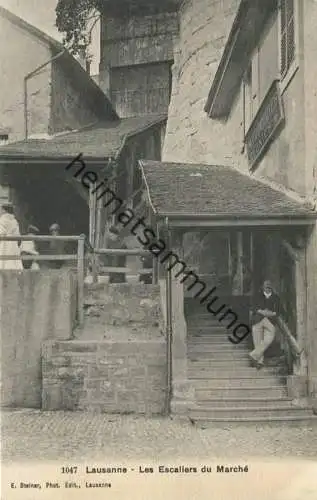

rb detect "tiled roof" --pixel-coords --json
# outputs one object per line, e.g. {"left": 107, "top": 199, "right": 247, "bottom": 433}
{"left": 0, "top": 115, "right": 167, "bottom": 161}
{"left": 140, "top": 160, "right": 316, "bottom": 219}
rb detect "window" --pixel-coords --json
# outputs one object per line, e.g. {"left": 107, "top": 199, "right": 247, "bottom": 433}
{"left": 242, "top": 10, "right": 281, "bottom": 138}
{"left": 280, "top": 0, "right": 295, "bottom": 79}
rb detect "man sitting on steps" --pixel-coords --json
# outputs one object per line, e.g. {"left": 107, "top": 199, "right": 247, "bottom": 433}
{"left": 249, "top": 280, "right": 281, "bottom": 369}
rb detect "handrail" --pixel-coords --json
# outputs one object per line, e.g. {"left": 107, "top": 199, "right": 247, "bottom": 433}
{"left": 277, "top": 316, "right": 303, "bottom": 358}
{"left": 0, "top": 235, "right": 83, "bottom": 241}
{"left": 84, "top": 239, "right": 94, "bottom": 253}
{"left": 0, "top": 254, "right": 78, "bottom": 260}
{"left": 98, "top": 266, "right": 153, "bottom": 274}
{"left": 94, "top": 248, "right": 151, "bottom": 256}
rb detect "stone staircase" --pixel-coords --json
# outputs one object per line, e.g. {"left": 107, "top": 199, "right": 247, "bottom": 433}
{"left": 185, "top": 306, "right": 314, "bottom": 423}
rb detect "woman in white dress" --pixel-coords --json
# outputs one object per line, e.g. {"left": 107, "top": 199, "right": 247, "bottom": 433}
{"left": 0, "top": 202, "right": 23, "bottom": 270}
{"left": 20, "top": 225, "right": 40, "bottom": 270}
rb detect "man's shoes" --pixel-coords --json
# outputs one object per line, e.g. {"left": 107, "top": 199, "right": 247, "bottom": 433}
{"left": 248, "top": 354, "right": 257, "bottom": 366}
{"left": 255, "top": 360, "right": 264, "bottom": 370}
{"left": 248, "top": 354, "right": 264, "bottom": 370}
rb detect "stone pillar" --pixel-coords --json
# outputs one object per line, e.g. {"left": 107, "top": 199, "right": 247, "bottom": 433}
{"left": 306, "top": 225, "right": 317, "bottom": 412}
{"left": 170, "top": 275, "right": 194, "bottom": 416}
{"left": 167, "top": 229, "right": 194, "bottom": 417}
{"left": 287, "top": 246, "right": 309, "bottom": 399}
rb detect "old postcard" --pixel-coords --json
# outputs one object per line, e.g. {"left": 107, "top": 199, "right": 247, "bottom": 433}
{"left": 1, "top": 0, "right": 317, "bottom": 498}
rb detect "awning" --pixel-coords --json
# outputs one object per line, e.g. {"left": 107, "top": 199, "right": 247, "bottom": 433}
{"left": 140, "top": 160, "right": 316, "bottom": 227}
{"left": 0, "top": 114, "right": 167, "bottom": 163}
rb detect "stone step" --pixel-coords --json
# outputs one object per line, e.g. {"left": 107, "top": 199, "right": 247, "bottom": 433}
{"left": 188, "top": 351, "right": 252, "bottom": 358}
{"left": 188, "top": 360, "right": 286, "bottom": 370}
{"left": 187, "top": 323, "right": 234, "bottom": 329}
{"left": 188, "top": 367, "right": 286, "bottom": 378}
{"left": 188, "top": 341, "right": 250, "bottom": 349}
{"left": 187, "top": 415, "right": 316, "bottom": 425}
{"left": 187, "top": 337, "right": 242, "bottom": 344}
{"left": 188, "top": 358, "right": 283, "bottom": 367}
{"left": 194, "top": 386, "right": 288, "bottom": 399}
{"left": 187, "top": 375, "right": 287, "bottom": 387}
{"left": 189, "top": 371, "right": 286, "bottom": 381}
{"left": 188, "top": 404, "right": 313, "bottom": 419}
{"left": 186, "top": 319, "right": 227, "bottom": 324}
{"left": 187, "top": 344, "right": 249, "bottom": 352}
{"left": 188, "top": 334, "right": 232, "bottom": 340}
{"left": 188, "top": 332, "right": 247, "bottom": 338}
{"left": 188, "top": 351, "right": 252, "bottom": 359}
{"left": 192, "top": 397, "right": 293, "bottom": 408}
{"left": 187, "top": 325, "right": 228, "bottom": 337}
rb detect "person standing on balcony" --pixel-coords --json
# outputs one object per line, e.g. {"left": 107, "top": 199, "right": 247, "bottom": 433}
{"left": 46, "top": 223, "right": 66, "bottom": 269}
{"left": 20, "top": 225, "right": 40, "bottom": 270}
{"left": 249, "top": 280, "right": 280, "bottom": 369}
{"left": 0, "top": 202, "right": 22, "bottom": 270}
{"left": 139, "top": 253, "right": 153, "bottom": 284}
{"left": 106, "top": 226, "right": 127, "bottom": 284}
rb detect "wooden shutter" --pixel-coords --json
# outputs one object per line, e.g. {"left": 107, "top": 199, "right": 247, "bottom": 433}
{"left": 280, "top": 0, "right": 295, "bottom": 78}
{"left": 286, "top": 0, "right": 295, "bottom": 68}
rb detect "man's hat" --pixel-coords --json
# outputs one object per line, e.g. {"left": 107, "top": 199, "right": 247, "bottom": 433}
{"left": 262, "top": 280, "right": 274, "bottom": 291}
{"left": 1, "top": 201, "right": 13, "bottom": 211}
{"left": 49, "top": 223, "right": 60, "bottom": 232}
{"left": 108, "top": 225, "right": 119, "bottom": 235}
{"left": 27, "top": 224, "right": 39, "bottom": 233}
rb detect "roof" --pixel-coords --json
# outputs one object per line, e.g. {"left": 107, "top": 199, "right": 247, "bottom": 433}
{"left": 0, "top": 115, "right": 167, "bottom": 161}
{"left": 0, "top": 5, "right": 62, "bottom": 51}
{"left": 140, "top": 160, "right": 316, "bottom": 224}
{"left": 0, "top": 6, "right": 118, "bottom": 121}
{"left": 204, "top": 0, "right": 276, "bottom": 119}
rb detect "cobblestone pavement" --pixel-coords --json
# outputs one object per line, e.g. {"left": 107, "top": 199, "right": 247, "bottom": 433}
{"left": 1, "top": 409, "right": 317, "bottom": 462}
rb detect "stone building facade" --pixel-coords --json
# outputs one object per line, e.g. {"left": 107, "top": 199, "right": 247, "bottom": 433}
{"left": 99, "top": 1, "right": 179, "bottom": 117}
{"left": 0, "top": 6, "right": 117, "bottom": 145}
{"left": 159, "top": 0, "right": 317, "bottom": 409}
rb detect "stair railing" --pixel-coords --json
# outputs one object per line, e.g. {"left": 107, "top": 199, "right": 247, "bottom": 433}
{"left": 276, "top": 316, "right": 303, "bottom": 374}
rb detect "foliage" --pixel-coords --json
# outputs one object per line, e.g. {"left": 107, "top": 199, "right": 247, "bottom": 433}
{"left": 55, "top": 0, "right": 103, "bottom": 56}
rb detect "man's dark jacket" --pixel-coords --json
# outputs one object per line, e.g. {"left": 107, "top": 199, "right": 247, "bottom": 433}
{"left": 252, "top": 291, "right": 281, "bottom": 326}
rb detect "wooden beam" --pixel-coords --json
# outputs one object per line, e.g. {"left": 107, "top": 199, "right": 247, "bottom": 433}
{"left": 167, "top": 219, "right": 315, "bottom": 228}
{"left": 281, "top": 239, "right": 300, "bottom": 262}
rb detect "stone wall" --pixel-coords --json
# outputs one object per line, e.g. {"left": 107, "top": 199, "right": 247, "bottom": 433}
{"left": 0, "top": 270, "right": 76, "bottom": 408}
{"left": 41, "top": 283, "right": 167, "bottom": 414}
{"left": 84, "top": 283, "right": 163, "bottom": 331}
{"left": 49, "top": 59, "right": 101, "bottom": 134}
{"left": 163, "top": 0, "right": 241, "bottom": 165}
{"left": 99, "top": 8, "right": 178, "bottom": 116}
{"left": 100, "top": 11, "right": 178, "bottom": 68}
{"left": 0, "top": 12, "right": 52, "bottom": 142}
{"left": 42, "top": 339, "right": 167, "bottom": 414}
